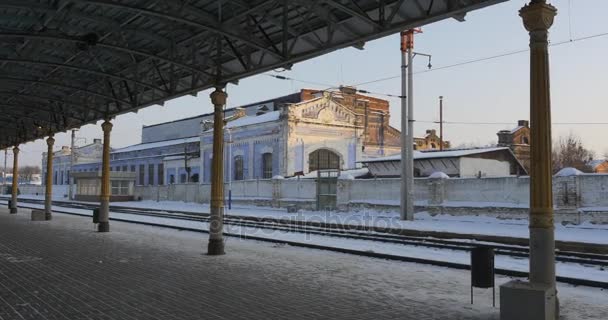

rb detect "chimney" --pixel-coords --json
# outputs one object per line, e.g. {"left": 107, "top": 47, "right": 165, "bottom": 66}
{"left": 339, "top": 85, "right": 357, "bottom": 95}
{"left": 518, "top": 120, "right": 529, "bottom": 128}
{"left": 497, "top": 130, "right": 512, "bottom": 146}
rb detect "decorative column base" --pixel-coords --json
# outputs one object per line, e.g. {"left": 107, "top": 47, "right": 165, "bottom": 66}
{"left": 500, "top": 280, "right": 556, "bottom": 320}
{"left": 45, "top": 213, "right": 52, "bottom": 221}
{"left": 98, "top": 221, "right": 110, "bottom": 232}
{"left": 207, "top": 239, "right": 225, "bottom": 256}
{"left": 98, "top": 199, "right": 110, "bottom": 232}
{"left": 10, "top": 207, "right": 17, "bottom": 214}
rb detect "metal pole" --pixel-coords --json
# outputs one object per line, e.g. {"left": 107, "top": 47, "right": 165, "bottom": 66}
{"left": 439, "top": 96, "right": 444, "bottom": 151}
{"left": 406, "top": 45, "right": 415, "bottom": 220}
{"left": 69, "top": 129, "right": 75, "bottom": 200}
{"left": 208, "top": 86, "right": 227, "bottom": 255}
{"left": 399, "top": 31, "right": 409, "bottom": 220}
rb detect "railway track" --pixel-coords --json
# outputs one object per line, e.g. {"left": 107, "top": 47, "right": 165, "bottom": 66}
{"left": 4, "top": 197, "right": 608, "bottom": 289}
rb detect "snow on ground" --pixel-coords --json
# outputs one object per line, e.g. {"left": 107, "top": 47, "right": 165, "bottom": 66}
{"left": 5, "top": 201, "right": 608, "bottom": 283}
{"left": 3, "top": 195, "right": 608, "bottom": 245}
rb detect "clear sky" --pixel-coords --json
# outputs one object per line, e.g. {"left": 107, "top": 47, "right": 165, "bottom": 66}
{"left": 7, "top": 0, "right": 608, "bottom": 167}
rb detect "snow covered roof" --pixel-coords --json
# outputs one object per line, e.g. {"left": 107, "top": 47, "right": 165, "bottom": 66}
{"left": 227, "top": 110, "right": 280, "bottom": 128}
{"left": 510, "top": 126, "right": 524, "bottom": 134}
{"left": 204, "top": 111, "right": 281, "bottom": 133}
{"left": 587, "top": 159, "right": 607, "bottom": 169}
{"left": 360, "top": 147, "right": 511, "bottom": 163}
{"left": 113, "top": 136, "right": 199, "bottom": 153}
{"left": 555, "top": 167, "right": 584, "bottom": 177}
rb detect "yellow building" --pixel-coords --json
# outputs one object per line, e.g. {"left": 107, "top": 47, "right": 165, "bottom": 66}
{"left": 414, "top": 129, "right": 450, "bottom": 150}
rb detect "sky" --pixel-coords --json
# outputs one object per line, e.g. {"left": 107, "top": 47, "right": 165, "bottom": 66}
{"left": 6, "top": 0, "right": 608, "bottom": 167}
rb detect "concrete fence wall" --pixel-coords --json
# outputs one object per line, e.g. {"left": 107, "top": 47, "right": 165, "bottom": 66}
{"left": 14, "top": 174, "right": 608, "bottom": 223}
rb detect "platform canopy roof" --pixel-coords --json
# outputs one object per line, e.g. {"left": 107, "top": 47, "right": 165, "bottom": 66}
{"left": 0, "top": 0, "right": 505, "bottom": 148}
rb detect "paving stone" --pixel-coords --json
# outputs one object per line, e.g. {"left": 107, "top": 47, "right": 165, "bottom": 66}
{"left": 0, "top": 209, "right": 604, "bottom": 319}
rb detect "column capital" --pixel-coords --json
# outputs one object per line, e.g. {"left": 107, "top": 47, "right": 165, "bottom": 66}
{"left": 520, "top": 1, "right": 557, "bottom": 32}
{"left": 101, "top": 120, "right": 113, "bottom": 132}
{"left": 46, "top": 135, "right": 55, "bottom": 147}
{"left": 210, "top": 87, "right": 227, "bottom": 106}
{"left": 12, "top": 146, "right": 19, "bottom": 154}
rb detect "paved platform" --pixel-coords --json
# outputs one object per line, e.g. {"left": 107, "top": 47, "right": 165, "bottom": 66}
{"left": 0, "top": 208, "right": 605, "bottom": 319}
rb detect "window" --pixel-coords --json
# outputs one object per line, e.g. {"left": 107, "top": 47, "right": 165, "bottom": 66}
{"left": 522, "top": 136, "right": 529, "bottom": 144}
{"left": 190, "top": 173, "right": 199, "bottom": 183}
{"left": 130, "top": 165, "right": 136, "bottom": 172}
{"left": 138, "top": 164, "right": 145, "bottom": 185}
{"left": 67, "top": 170, "right": 70, "bottom": 184}
{"left": 234, "top": 155, "right": 244, "bottom": 180}
{"left": 122, "top": 165, "right": 128, "bottom": 172}
{"left": 262, "top": 153, "right": 273, "bottom": 179}
{"left": 309, "top": 149, "right": 340, "bottom": 172}
{"left": 60, "top": 171, "right": 64, "bottom": 185}
{"left": 111, "top": 180, "right": 130, "bottom": 195}
{"left": 180, "top": 173, "right": 187, "bottom": 183}
{"left": 116, "top": 166, "right": 120, "bottom": 172}
{"left": 148, "top": 164, "right": 155, "bottom": 186}
{"left": 169, "top": 174, "right": 175, "bottom": 184}
{"left": 157, "top": 164, "right": 164, "bottom": 185}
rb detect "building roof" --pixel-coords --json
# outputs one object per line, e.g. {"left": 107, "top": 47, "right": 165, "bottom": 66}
{"left": 113, "top": 136, "right": 199, "bottom": 153}
{"left": 360, "top": 147, "right": 512, "bottom": 163}
{"left": 588, "top": 159, "right": 608, "bottom": 169}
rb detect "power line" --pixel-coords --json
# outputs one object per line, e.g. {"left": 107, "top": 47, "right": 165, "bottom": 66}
{"left": 354, "top": 30, "right": 608, "bottom": 87}
{"left": 266, "top": 74, "right": 405, "bottom": 98}
{"left": 416, "top": 120, "right": 608, "bottom": 126}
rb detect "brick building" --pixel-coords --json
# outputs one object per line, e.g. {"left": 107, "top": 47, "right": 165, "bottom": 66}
{"left": 497, "top": 120, "right": 530, "bottom": 172}
{"left": 414, "top": 129, "right": 450, "bottom": 150}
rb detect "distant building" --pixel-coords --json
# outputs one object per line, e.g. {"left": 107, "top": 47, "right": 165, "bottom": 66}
{"left": 497, "top": 120, "right": 530, "bottom": 172}
{"left": 360, "top": 147, "right": 527, "bottom": 178}
{"left": 41, "top": 139, "right": 103, "bottom": 186}
{"left": 414, "top": 129, "right": 450, "bottom": 150}
{"left": 55, "top": 87, "right": 402, "bottom": 187}
{"left": 588, "top": 159, "right": 608, "bottom": 173}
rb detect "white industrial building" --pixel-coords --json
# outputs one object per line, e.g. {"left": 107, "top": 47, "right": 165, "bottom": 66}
{"left": 360, "top": 147, "right": 527, "bottom": 178}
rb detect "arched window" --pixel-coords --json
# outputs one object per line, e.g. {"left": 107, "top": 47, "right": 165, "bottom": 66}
{"left": 309, "top": 149, "right": 340, "bottom": 172}
{"left": 262, "top": 153, "right": 273, "bottom": 179}
{"left": 234, "top": 155, "right": 244, "bottom": 180}
{"left": 522, "top": 136, "right": 529, "bottom": 144}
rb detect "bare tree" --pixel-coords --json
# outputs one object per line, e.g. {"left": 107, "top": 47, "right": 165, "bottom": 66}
{"left": 552, "top": 134, "right": 594, "bottom": 173}
{"left": 19, "top": 166, "right": 41, "bottom": 183}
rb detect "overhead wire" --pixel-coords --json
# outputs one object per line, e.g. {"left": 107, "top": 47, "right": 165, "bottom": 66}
{"left": 354, "top": 29, "right": 608, "bottom": 87}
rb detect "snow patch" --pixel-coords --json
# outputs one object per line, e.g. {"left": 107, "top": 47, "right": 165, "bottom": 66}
{"left": 555, "top": 167, "right": 583, "bottom": 177}
{"left": 429, "top": 171, "right": 450, "bottom": 179}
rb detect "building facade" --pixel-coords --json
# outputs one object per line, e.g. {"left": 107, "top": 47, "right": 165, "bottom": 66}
{"left": 414, "top": 129, "right": 450, "bottom": 150}
{"left": 201, "top": 88, "right": 401, "bottom": 182}
{"left": 41, "top": 139, "right": 103, "bottom": 186}
{"left": 47, "top": 88, "right": 400, "bottom": 188}
{"left": 497, "top": 120, "right": 531, "bottom": 172}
